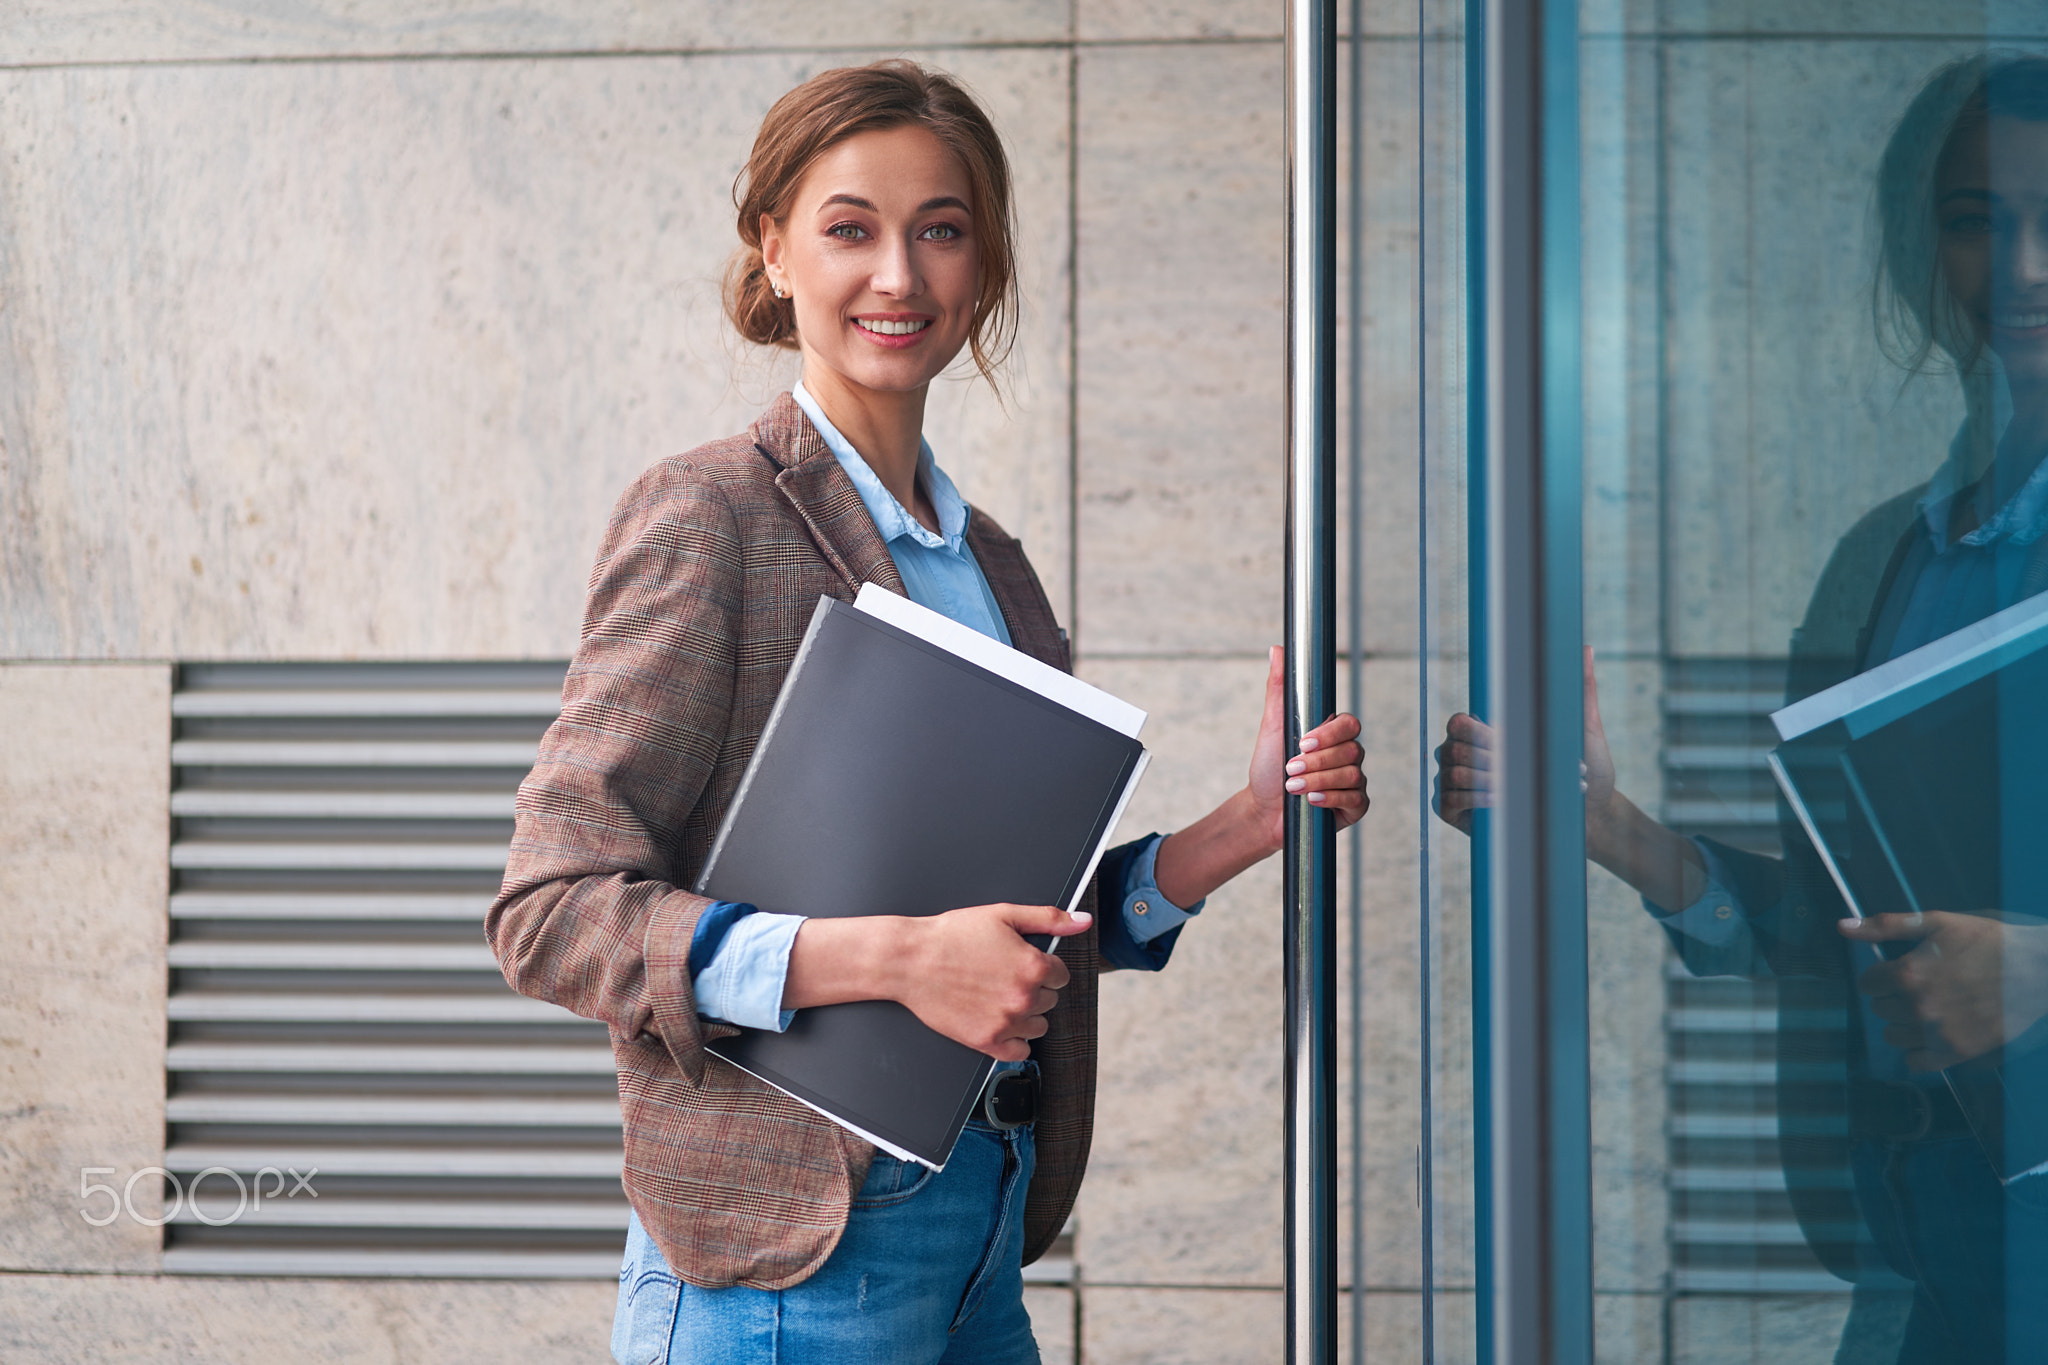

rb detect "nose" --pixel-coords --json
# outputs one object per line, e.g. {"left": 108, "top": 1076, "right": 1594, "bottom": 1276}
{"left": 2016, "top": 216, "right": 2048, "bottom": 292}
{"left": 870, "top": 232, "right": 922, "bottom": 300}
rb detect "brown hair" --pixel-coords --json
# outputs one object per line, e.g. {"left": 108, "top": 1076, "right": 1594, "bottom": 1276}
{"left": 723, "top": 60, "right": 1018, "bottom": 388}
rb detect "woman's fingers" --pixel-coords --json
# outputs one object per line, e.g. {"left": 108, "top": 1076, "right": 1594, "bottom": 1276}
{"left": 1437, "top": 764, "right": 1494, "bottom": 794}
{"left": 1286, "top": 740, "right": 1361, "bottom": 778}
{"left": 1436, "top": 786, "right": 1494, "bottom": 815}
{"left": 1296, "top": 711, "right": 1362, "bottom": 754}
{"left": 1292, "top": 763, "right": 1362, "bottom": 798}
{"left": 1446, "top": 711, "right": 1497, "bottom": 745}
{"left": 1434, "top": 739, "right": 1494, "bottom": 773}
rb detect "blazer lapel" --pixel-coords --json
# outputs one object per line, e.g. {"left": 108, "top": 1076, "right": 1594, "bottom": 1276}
{"left": 753, "top": 392, "right": 907, "bottom": 599}
{"left": 753, "top": 394, "right": 1068, "bottom": 671}
{"left": 967, "top": 510, "right": 1069, "bottom": 672}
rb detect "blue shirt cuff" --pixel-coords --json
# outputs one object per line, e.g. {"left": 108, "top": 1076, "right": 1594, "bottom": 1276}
{"left": 1643, "top": 838, "right": 1767, "bottom": 977}
{"left": 1122, "top": 833, "right": 1203, "bottom": 944}
{"left": 691, "top": 908, "right": 804, "bottom": 1032}
{"left": 1096, "top": 834, "right": 1201, "bottom": 972}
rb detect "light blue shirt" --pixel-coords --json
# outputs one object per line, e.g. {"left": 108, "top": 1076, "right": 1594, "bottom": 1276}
{"left": 691, "top": 384, "right": 1201, "bottom": 1031}
{"left": 1657, "top": 414, "right": 2048, "bottom": 1093}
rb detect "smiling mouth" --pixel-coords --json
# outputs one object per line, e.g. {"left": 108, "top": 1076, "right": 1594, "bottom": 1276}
{"left": 854, "top": 318, "right": 932, "bottom": 337}
{"left": 1993, "top": 309, "right": 2048, "bottom": 330}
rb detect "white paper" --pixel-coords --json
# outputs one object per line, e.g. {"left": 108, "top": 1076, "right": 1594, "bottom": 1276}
{"left": 712, "top": 1050, "right": 952, "bottom": 1170}
{"left": 853, "top": 582, "right": 1146, "bottom": 739}
{"left": 1771, "top": 587, "right": 2048, "bottom": 742}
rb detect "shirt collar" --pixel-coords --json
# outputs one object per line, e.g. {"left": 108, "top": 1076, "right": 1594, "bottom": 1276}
{"left": 792, "top": 380, "right": 967, "bottom": 553}
{"left": 1915, "top": 370, "right": 2048, "bottom": 550}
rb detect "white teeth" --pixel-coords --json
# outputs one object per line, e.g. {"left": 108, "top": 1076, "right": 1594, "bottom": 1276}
{"left": 856, "top": 318, "right": 930, "bottom": 336}
{"left": 1996, "top": 311, "right": 2048, "bottom": 329}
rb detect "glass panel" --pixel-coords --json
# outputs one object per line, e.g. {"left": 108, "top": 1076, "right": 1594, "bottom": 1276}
{"left": 1567, "top": 3, "right": 2045, "bottom": 1360}
{"left": 1344, "top": 0, "right": 1474, "bottom": 1359}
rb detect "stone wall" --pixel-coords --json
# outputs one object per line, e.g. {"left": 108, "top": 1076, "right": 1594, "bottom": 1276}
{"left": 3, "top": 0, "right": 2001, "bottom": 1360}
{"left": 0, "top": 3, "right": 1359, "bottom": 1360}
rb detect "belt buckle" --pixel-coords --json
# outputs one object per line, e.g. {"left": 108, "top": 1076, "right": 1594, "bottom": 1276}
{"left": 983, "top": 1070, "right": 1037, "bottom": 1131}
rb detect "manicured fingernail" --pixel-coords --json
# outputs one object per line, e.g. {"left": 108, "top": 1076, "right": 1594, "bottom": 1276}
{"left": 1307, "top": 791, "right": 1326, "bottom": 803}
{"left": 1300, "top": 737, "right": 1319, "bottom": 752}
{"left": 1068, "top": 910, "right": 1092, "bottom": 924}
{"left": 1286, "top": 759, "right": 1306, "bottom": 776}
{"left": 1286, "top": 777, "right": 1306, "bottom": 793}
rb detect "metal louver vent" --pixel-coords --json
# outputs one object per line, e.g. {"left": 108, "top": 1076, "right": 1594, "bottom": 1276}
{"left": 163, "top": 661, "right": 1077, "bottom": 1283}
{"left": 1661, "top": 658, "right": 1848, "bottom": 1295}
{"left": 162, "top": 661, "right": 628, "bottom": 1278}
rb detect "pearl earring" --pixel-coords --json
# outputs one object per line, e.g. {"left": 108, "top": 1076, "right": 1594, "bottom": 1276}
{"left": 772, "top": 282, "right": 787, "bottom": 299}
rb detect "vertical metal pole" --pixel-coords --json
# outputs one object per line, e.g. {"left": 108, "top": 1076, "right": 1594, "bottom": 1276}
{"left": 1284, "top": 0, "right": 1339, "bottom": 1361}
{"left": 1462, "top": 3, "right": 1495, "bottom": 1360}
{"left": 1482, "top": 0, "right": 1591, "bottom": 1361}
{"left": 1343, "top": 0, "right": 1369, "bottom": 1357}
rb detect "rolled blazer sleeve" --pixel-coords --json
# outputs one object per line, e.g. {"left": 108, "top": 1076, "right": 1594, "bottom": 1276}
{"left": 486, "top": 461, "right": 743, "bottom": 1085}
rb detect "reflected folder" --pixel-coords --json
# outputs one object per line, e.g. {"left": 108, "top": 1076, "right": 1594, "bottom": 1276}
{"left": 1769, "top": 589, "right": 2048, "bottom": 1178}
{"left": 695, "top": 585, "right": 1150, "bottom": 1170}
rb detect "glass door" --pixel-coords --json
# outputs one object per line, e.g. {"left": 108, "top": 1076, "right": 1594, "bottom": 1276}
{"left": 1450, "top": 1, "right": 2048, "bottom": 1360}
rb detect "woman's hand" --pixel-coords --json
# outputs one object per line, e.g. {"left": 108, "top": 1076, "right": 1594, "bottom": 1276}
{"left": 1247, "top": 645, "right": 1369, "bottom": 842}
{"left": 1840, "top": 911, "right": 2048, "bottom": 1071}
{"left": 783, "top": 904, "right": 1091, "bottom": 1061}
{"left": 1150, "top": 647, "right": 1368, "bottom": 908}
{"left": 1432, "top": 711, "right": 1494, "bottom": 835}
{"left": 1434, "top": 646, "right": 1618, "bottom": 836}
{"left": 1429, "top": 647, "right": 1704, "bottom": 911}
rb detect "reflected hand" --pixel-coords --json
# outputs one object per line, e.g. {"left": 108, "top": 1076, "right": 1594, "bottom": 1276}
{"left": 1840, "top": 912, "right": 2048, "bottom": 1071}
{"left": 1432, "top": 711, "right": 1495, "bottom": 835}
{"left": 1432, "top": 647, "right": 1618, "bottom": 837}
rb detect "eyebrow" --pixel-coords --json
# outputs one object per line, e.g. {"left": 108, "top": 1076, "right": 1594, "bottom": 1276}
{"left": 818, "top": 193, "right": 971, "bottom": 215}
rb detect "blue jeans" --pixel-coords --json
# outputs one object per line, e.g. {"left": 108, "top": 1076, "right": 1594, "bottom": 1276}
{"left": 1849, "top": 1135, "right": 2048, "bottom": 1362}
{"left": 611, "top": 1121, "right": 1040, "bottom": 1365}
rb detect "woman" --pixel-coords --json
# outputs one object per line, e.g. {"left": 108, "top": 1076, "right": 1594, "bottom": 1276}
{"left": 1435, "top": 53, "right": 2048, "bottom": 1363}
{"left": 486, "top": 60, "right": 1368, "bottom": 1365}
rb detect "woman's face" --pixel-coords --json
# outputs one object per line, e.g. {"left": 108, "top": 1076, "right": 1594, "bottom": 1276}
{"left": 1939, "top": 114, "right": 2048, "bottom": 395}
{"left": 760, "top": 124, "right": 980, "bottom": 401}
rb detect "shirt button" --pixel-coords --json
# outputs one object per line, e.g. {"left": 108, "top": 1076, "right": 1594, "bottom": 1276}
{"left": 1793, "top": 905, "right": 1810, "bottom": 919}
{"left": 1714, "top": 905, "right": 1733, "bottom": 921}
{"left": 1133, "top": 900, "right": 1150, "bottom": 916}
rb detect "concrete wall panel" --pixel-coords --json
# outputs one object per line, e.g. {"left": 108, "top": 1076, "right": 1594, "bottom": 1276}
{"left": 0, "top": 1272, "right": 614, "bottom": 1364}
{"left": 1661, "top": 39, "right": 1974, "bottom": 658}
{"left": 1074, "top": 655, "right": 1286, "bottom": 1285}
{"left": 0, "top": 2, "right": 1070, "bottom": 65}
{"left": 1081, "top": 1285, "right": 1282, "bottom": 1364}
{"left": 1074, "top": 41, "right": 1283, "bottom": 658}
{"left": 0, "top": 664, "right": 169, "bottom": 1274}
{"left": 0, "top": 47, "right": 1071, "bottom": 659}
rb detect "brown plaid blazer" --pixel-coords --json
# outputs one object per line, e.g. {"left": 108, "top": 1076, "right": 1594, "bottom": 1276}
{"left": 487, "top": 393, "right": 1103, "bottom": 1290}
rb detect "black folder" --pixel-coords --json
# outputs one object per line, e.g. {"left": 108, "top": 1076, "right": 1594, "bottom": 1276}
{"left": 1769, "top": 588, "right": 2048, "bottom": 1179}
{"left": 1769, "top": 588, "right": 2048, "bottom": 927}
{"left": 696, "top": 585, "right": 1149, "bottom": 1168}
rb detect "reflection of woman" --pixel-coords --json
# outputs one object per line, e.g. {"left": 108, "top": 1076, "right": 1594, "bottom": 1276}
{"left": 1436, "top": 54, "right": 2048, "bottom": 1362}
{"left": 486, "top": 62, "right": 1367, "bottom": 1365}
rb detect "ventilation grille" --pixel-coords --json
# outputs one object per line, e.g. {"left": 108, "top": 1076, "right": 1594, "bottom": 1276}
{"left": 163, "top": 661, "right": 628, "bottom": 1278}
{"left": 163, "top": 661, "right": 1075, "bottom": 1281}
{"left": 1661, "top": 658, "right": 1848, "bottom": 1295}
